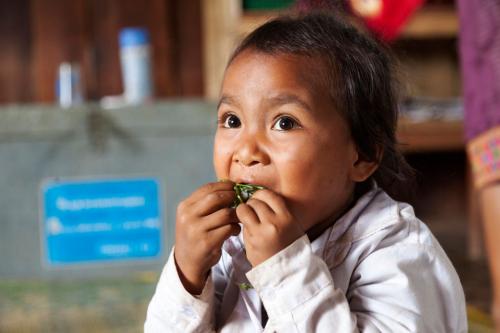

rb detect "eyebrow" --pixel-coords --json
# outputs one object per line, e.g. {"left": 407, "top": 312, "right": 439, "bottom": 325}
{"left": 266, "top": 93, "right": 311, "bottom": 111}
{"left": 217, "top": 93, "right": 311, "bottom": 111}
{"left": 217, "top": 95, "right": 239, "bottom": 110}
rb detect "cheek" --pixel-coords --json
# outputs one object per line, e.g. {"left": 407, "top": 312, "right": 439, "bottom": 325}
{"left": 274, "top": 143, "right": 326, "bottom": 198}
{"left": 213, "top": 133, "right": 232, "bottom": 179}
{"left": 276, "top": 141, "right": 352, "bottom": 221}
{"left": 281, "top": 152, "right": 342, "bottom": 198}
{"left": 276, "top": 137, "right": 339, "bottom": 181}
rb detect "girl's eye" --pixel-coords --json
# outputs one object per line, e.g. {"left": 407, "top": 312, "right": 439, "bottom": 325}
{"left": 272, "top": 116, "right": 299, "bottom": 131}
{"left": 222, "top": 114, "right": 241, "bottom": 128}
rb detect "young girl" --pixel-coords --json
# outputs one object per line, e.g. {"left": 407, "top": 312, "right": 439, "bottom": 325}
{"left": 145, "top": 12, "right": 467, "bottom": 332}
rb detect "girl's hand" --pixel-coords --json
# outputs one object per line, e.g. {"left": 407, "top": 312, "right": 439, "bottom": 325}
{"left": 236, "top": 189, "right": 304, "bottom": 267}
{"left": 174, "top": 181, "right": 240, "bottom": 295}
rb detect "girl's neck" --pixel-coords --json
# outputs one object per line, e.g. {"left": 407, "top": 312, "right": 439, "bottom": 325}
{"left": 306, "top": 181, "right": 371, "bottom": 243}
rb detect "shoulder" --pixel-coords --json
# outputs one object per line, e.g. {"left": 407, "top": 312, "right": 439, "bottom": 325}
{"left": 327, "top": 187, "right": 462, "bottom": 290}
{"left": 338, "top": 190, "right": 467, "bottom": 331}
{"left": 322, "top": 188, "right": 430, "bottom": 269}
{"left": 348, "top": 189, "right": 437, "bottom": 252}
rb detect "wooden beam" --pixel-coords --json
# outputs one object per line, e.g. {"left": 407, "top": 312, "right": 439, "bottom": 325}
{"left": 0, "top": 0, "right": 32, "bottom": 103}
{"left": 31, "top": 0, "right": 87, "bottom": 102}
{"left": 202, "top": 0, "right": 242, "bottom": 100}
{"left": 401, "top": 5, "right": 458, "bottom": 39}
{"left": 397, "top": 118, "right": 464, "bottom": 153}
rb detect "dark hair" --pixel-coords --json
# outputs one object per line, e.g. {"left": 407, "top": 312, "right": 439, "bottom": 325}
{"left": 227, "top": 11, "right": 415, "bottom": 200}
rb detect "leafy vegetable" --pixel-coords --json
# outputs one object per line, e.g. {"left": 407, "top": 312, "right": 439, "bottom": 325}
{"left": 232, "top": 183, "right": 264, "bottom": 207}
{"left": 238, "top": 282, "right": 254, "bottom": 291}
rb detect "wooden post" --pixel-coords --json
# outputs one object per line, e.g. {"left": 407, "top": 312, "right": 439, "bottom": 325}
{"left": 202, "top": 0, "right": 242, "bottom": 100}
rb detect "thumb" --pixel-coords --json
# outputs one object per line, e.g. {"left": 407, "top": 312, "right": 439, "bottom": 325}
{"left": 235, "top": 203, "right": 260, "bottom": 231}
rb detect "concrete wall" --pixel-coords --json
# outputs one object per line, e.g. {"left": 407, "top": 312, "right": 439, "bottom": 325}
{"left": 0, "top": 101, "right": 217, "bottom": 279}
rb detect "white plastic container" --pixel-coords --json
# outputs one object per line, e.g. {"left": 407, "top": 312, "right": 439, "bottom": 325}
{"left": 119, "top": 28, "right": 153, "bottom": 105}
{"left": 57, "top": 62, "right": 83, "bottom": 108}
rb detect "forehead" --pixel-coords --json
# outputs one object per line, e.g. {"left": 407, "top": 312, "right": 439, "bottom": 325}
{"left": 222, "top": 49, "right": 330, "bottom": 99}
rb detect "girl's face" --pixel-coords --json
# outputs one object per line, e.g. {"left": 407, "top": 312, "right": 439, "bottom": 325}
{"left": 214, "top": 50, "right": 367, "bottom": 232}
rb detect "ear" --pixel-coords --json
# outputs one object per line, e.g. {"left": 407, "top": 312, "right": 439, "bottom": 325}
{"left": 349, "top": 146, "right": 382, "bottom": 182}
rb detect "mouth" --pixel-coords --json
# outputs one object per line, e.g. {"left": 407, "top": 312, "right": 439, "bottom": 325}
{"left": 232, "top": 183, "right": 265, "bottom": 207}
{"left": 232, "top": 179, "right": 267, "bottom": 189}
{"left": 230, "top": 171, "right": 276, "bottom": 193}
{"left": 235, "top": 179, "right": 262, "bottom": 185}
{"left": 233, "top": 180, "right": 275, "bottom": 191}
{"left": 230, "top": 177, "right": 269, "bottom": 205}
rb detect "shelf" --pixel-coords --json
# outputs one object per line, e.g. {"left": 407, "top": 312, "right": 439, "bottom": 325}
{"left": 237, "top": 5, "right": 458, "bottom": 39}
{"left": 400, "top": 5, "right": 458, "bottom": 39}
{"left": 203, "top": 1, "right": 460, "bottom": 101}
{"left": 396, "top": 118, "right": 464, "bottom": 153}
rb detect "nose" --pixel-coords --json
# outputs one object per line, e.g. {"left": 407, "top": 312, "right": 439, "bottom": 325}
{"left": 233, "top": 132, "right": 270, "bottom": 167}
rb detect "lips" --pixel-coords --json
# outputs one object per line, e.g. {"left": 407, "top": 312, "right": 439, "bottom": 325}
{"left": 232, "top": 178, "right": 267, "bottom": 188}
{"left": 230, "top": 170, "right": 274, "bottom": 191}
{"left": 232, "top": 183, "right": 265, "bottom": 207}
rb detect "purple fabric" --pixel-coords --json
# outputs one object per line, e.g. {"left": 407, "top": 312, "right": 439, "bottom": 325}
{"left": 457, "top": 0, "right": 500, "bottom": 141}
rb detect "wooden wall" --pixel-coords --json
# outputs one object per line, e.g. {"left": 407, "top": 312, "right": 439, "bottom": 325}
{"left": 0, "top": 0, "right": 32, "bottom": 102}
{"left": 0, "top": 0, "right": 203, "bottom": 104}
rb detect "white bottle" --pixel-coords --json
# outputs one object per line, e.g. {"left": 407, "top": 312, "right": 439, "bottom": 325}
{"left": 58, "top": 62, "right": 84, "bottom": 108}
{"left": 119, "top": 28, "right": 153, "bottom": 105}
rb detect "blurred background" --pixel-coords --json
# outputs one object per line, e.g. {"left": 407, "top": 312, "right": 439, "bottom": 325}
{"left": 0, "top": 0, "right": 494, "bottom": 332}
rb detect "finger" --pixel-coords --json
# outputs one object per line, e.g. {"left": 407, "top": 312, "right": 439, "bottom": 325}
{"left": 195, "top": 190, "right": 236, "bottom": 216}
{"left": 250, "top": 189, "right": 288, "bottom": 215}
{"left": 184, "top": 181, "right": 235, "bottom": 206}
{"left": 236, "top": 203, "right": 260, "bottom": 229}
{"left": 203, "top": 207, "right": 239, "bottom": 231}
{"left": 209, "top": 223, "right": 241, "bottom": 246}
{"left": 246, "top": 197, "right": 275, "bottom": 222}
{"left": 242, "top": 222, "right": 253, "bottom": 243}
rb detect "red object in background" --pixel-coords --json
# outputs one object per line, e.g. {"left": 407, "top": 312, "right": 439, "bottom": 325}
{"left": 348, "top": 0, "right": 425, "bottom": 41}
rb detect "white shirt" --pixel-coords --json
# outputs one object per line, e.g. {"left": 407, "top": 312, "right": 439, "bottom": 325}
{"left": 145, "top": 186, "right": 467, "bottom": 332}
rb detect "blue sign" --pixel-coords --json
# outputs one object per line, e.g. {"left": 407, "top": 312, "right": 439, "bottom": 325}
{"left": 41, "top": 177, "right": 162, "bottom": 266}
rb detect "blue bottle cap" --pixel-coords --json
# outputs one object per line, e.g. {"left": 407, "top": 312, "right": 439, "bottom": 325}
{"left": 119, "top": 28, "right": 150, "bottom": 47}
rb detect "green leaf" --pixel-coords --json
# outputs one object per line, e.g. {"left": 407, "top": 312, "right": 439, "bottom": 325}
{"left": 238, "top": 282, "right": 254, "bottom": 291}
{"left": 232, "top": 183, "right": 264, "bottom": 207}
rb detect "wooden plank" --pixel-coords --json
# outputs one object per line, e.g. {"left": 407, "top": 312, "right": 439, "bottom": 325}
{"left": 175, "top": 0, "right": 203, "bottom": 96}
{"left": 91, "top": 0, "right": 198, "bottom": 98}
{"left": 1, "top": 0, "right": 204, "bottom": 103}
{"left": 87, "top": 0, "right": 122, "bottom": 97}
{"left": 202, "top": 0, "right": 242, "bottom": 100}
{"left": 0, "top": 0, "right": 32, "bottom": 103}
{"left": 151, "top": 0, "right": 177, "bottom": 96}
{"left": 397, "top": 118, "right": 464, "bottom": 152}
{"left": 90, "top": 0, "right": 171, "bottom": 98}
{"left": 401, "top": 5, "right": 458, "bottom": 39}
{"left": 31, "top": 0, "right": 87, "bottom": 102}
{"left": 236, "top": 5, "right": 458, "bottom": 40}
